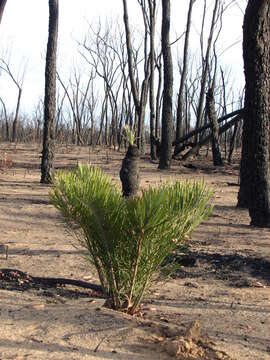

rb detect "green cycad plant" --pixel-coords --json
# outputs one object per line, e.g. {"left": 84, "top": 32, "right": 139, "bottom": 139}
{"left": 50, "top": 164, "right": 213, "bottom": 314}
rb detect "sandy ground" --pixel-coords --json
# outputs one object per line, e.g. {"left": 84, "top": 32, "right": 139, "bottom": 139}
{"left": 0, "top": 142, "right": 269, "bottom": 360}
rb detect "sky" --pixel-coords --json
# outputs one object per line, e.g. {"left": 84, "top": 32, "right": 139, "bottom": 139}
{"left": 0, "top": 0, "right": 246, "bottom": 115}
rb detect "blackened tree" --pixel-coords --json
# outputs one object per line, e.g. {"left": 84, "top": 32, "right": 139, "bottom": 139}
{"left": 238, "top": 0, "right": 270, "bottom": 227}
{"left": 158, "top": 0, "right": 173, "bottom": 170}
{"left": 0, "top": 0, "right": 7, "bottom": 25}
{"left": 41, "top": 0, "right": 58, "bottom": 183}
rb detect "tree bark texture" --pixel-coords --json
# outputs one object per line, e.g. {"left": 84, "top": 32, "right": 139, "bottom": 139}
{"left": 158, "top": 0, "right": 173, "bottom": 170}
{"left": 120, "top": 145, "right": 140, "bottom": 198}
{"left": 240, "top": 0, "right": 270, "bottom": 226}
{"left": 206, "top": 87, "right": 223, "bottom": 166}
{"left": 41, "top": 0, "right": 58, "bottom": 184}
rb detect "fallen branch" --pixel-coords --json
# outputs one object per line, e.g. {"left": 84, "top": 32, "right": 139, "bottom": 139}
{"left": 173, "top": 109, "right": 243, "bottom": 153}
{"left": 182, "top": 114, "right": 242, "bottom": 161}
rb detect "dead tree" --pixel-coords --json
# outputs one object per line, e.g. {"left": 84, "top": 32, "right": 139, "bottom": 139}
{"left": 0, "top": 59, "right": 25, "bottom": 142}
{"left": 148, "top": 0, "right": 157, "bottom": 160}
{"left": 206, "top": 87, "right": 223, "bottom": 166}
{"left": 158, "top": 0, "right": 173, "bottom": 170}
{"left": 0, "top": 96, "right": 8, "bottom": 140}
{"left": 227, "top": 121, "right": 239, "bottom": 164}
{"left": 173, "top": 109, "right": 243, "bottom": 157}
{"left": 57, "top": 68, "right": 95, "bottom": 145}
{"left": 0, "top": 0, "right": 7, "bottom": 25}
{"left": 79, "top": 22, "right": 126, "bottom": 149}
{"left": 182, "top": 113, "right": 242, "bottom": 161}
{"left": 122, "top": 0, "right": 150, "bottom": 154}
{"left": 195, "top": 0, "right": 220, "bottom": 144}
{"left": 239, "top": 0, "right": 270, "bottom": 227}
{"left": 41, "top": 0, "right": 58, "bottom": 184}
{"left": 174, "top": 0, "right": 196, "bottom": 156}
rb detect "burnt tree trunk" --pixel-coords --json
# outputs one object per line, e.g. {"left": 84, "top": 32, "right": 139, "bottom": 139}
{"left": 0, "top": 0, "right": 7, "bottom": 25}
{"left": 174, "top": 0, "right": 195, "bottom": 156}
{"left": 240, "top": 0, "right": 270, "bottom": 226}
{"left": 228, "top": 121, "right": 239, "bottom": 164}
{"left": 206, "top": 87, "right": 223, "bottom": 166}
{"left": 158, "top": 0, "right": 173, "bottom": 170}
{"left": 12, "top": 87, "right": 22, "bottom": 143}
{"left": 41, "top": 0, "right": 58, "bottom": 184}
{"left": 120, "top": 145, "right": 140, "bottom": 198}
{"left": 148, "top": 0, "right": 157, "bottom": 160}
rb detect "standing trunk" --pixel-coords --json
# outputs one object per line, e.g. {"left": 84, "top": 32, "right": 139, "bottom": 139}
{"left": 240, "top": 0, "right": 270, "bottom": 226}
{"left": 228, "top": 121, "right": 239, "bottom": 164}
{"left": 122, "top": 0, "right": 150, "bottom": 154}
{"left": 41, "top": 0, "right": 58, "bottom": 184}
{"left": 206, "top": 87, "right": 223, "bottom": 166}
{"left": 174, "top": 0, "right": 195, "bottom": 156}
{"left": 12, "top": 87, "right": 22, "bottom": 143}
{"left": 0, "top": 97, "right": 8, "bottom": 141}
{"left": 158, "top": 0, "right": 173, "bottom": 170}
{"left": 120, "top": 144, "right": 140, "bottom": 198}
{"left": 148, "top": 0, "right": 157, "bottom": 160}
{"left": 195, "top": 0, "right": 219, "bottom": 144}
{"left": 155, "top": 54, "right": 162, "bottom": 141}
{"left": 0, "top": 0, "right": 7, "bottom": 25}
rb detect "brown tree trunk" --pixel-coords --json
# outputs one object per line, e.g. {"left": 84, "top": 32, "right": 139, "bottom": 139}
{"left": 240, "top": 0, "right": 270, "bottom": 226}
{"left": 41, "top": 0, "right": 58, "bottom": 184}
{"left": 158, "top": 0, "right": 173, "bottom": 170}
{"left": 206, "top": 87, "right": 223, "bottom": 166}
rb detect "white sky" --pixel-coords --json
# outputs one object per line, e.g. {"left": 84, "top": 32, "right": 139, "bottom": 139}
{"left": 0, "top": 0, "right": 246, "bottom": 115}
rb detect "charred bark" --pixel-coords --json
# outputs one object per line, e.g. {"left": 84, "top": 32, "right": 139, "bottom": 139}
{"left": 206, "top": 87, "right": 223, "bottom": 166}
{"left": 158, "top": 0, "right": 173, "bottom": 170}
{"left": 0, "top": 0, "right": 7, "bottom": 25}
{"left": 182, "top": 114, "right": 242, "bottom": 161}
{"left": 240, "top": 0, "right": 270, "bottom": 226}
{"left": 41, "top": 0, "right": 58, "bottom": 184}
{"left": 174, "top": 0, "right": 195, "bottom": 156}
{"left": 120, "top": 145, "right": 140, "bottom": 198}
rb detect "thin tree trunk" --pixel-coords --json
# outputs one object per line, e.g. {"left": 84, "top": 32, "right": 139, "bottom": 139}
{"left": 0, "top": 0, "right": 7, "bottom": 25}
{"left": 12, "top": 87, "right": 22, "bottom": 142}
{"left": 158, "top": 0, "right": 173, "bottom": 170}
{"left": 174, "top": 0, "right": 195, "bottom": 156}
{"left": 0, "top": 97, "right": 8, "bottom": 141}
{"left": 228, "top": 121, "right": 239, "bottom": 164}
{"left": 41, "top": 0, "right": 58, "bottom": 184}
{"left": 195, "top": 0, "right": 219, "bottom": 144}
{"left": 206, "top": 87, "right": 223, "bottom": 166}
{"left": 148, "top": 0, "right": 157, "bottom": 160}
